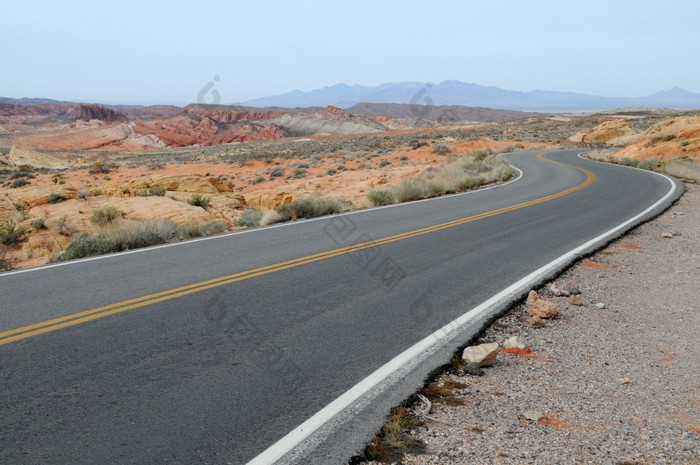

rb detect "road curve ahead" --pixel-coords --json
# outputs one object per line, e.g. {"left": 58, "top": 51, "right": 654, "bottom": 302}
{"left": 0, "top": 151, "right": 683, "bottom": 464}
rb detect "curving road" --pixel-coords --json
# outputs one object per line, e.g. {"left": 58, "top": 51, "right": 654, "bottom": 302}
{"left": 0, "top": 151, "right": 683, "bottom": 464}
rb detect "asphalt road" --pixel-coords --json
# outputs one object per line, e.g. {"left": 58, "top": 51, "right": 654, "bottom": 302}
{"left": 0, "top": 151, "right": 682, "bottom": 464}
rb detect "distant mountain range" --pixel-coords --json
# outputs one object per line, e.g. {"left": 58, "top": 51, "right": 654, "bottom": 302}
{"left": 243, "top": 80, "right": 700, "bottom": 111}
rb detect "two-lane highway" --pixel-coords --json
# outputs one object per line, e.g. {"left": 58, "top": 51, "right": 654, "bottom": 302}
{"left": 0, "top": 151, "right": 682, "bottom": 464}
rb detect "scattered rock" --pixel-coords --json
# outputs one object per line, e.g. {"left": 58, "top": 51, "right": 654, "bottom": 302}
{"left": 662, "top": 232, "right": 674, "bottom": 238}
{"left": 462, "top": 342, "right": 499, "bottom": 367}
{"left": 595, "top": 302, "right": 606, "bottom": 309}
{"left": 616, "top": 377, "right": 631, "bottom": 385}
{"left": 526, "top": 290, "right": 559, "bottom": 319}
{"left": 464, "top": 362, "right": 484, "bottom": 376}
{"left": 503, "top": 336, "right": 526, "bottom": 349}
{"left": 565, "top": 286, "right": 582, "bottom": 295}
{"left": 529, "top": 315, "right": 546, "bottom": 328}
{"left": 571, "top": 295, "right": 584, "bottom": 306}
{"left": 548, "top": 283, "right": 570, "bottom": 297}
{"left": 668, "top": 228, "right": 681, "bottom": 236}
{"left": 522, "top": 410, "right": 545, "bottom": 422}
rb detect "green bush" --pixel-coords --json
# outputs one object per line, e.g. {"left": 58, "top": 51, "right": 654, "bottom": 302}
{"left": 237, "top": 208, "right": 263, "bottom": 227}
{"left": 187, "top": 193, "right": 211, "bottom": 209}
{"left": 0, "top": 220, "right": 31, "bottom": 246}
{"left": 91, "top": 206, "right": 122, "bottom": 225}
{"left": 367, "top": 189, "right": 396, "bottom": 206}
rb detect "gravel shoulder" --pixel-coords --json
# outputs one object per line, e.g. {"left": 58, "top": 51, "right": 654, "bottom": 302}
{"left": 361, "top": 183, "right": 699, "bottom": 465}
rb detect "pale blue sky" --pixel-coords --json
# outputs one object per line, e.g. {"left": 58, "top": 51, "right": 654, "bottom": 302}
{"left": 2, "top": 0, "right": 699, "bottom": 105}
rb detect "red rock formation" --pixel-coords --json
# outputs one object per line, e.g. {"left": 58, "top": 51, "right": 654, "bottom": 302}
{"left": 79, "top": 104, "right": 128, "bottom": 123}
{"left": 180, "top": 108, "right": 284, "bottom": 122}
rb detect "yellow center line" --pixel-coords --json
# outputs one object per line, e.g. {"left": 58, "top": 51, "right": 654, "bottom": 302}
{"left": 0, "top": 153, "right": 596, "bottom": 346}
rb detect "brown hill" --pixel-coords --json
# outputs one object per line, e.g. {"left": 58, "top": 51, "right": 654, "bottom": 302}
{"left": 346, "top": 102, "right": 544, "bottom": 122}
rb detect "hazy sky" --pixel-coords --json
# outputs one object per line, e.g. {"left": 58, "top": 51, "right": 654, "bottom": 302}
{"left": 3, "top": 0, "right": 699, "bottom": 105}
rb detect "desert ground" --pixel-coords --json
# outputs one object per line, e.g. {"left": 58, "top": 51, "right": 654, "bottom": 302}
{"left": 2, "top": 104, "right": 698, "bottom": 272}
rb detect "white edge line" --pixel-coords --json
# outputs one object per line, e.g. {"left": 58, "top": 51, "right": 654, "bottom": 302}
{"left": 246, "top": 155, "right": 679, "bottom": 465}
{"left": 0, "top": 158, "right": 525, "bottom": 278}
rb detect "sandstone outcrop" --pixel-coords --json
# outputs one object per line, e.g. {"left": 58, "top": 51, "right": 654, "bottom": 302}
{"left": 569, "top": 119, "right": 633, "bottom": 143}
{"left": 79, "top": 104, "right": 128, "bottom": 123}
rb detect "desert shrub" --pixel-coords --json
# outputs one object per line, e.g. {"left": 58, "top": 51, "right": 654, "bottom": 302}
{"left": 294, "top": 168, "right": 308, "bottom": 178}
{"left": 409, "top": 139, "right": 428, "bottom": 150}
{"left": 275, "top": 197, "right": 347, "bottom": 221}
{"left": 32, "top": 218, "right": 47, "bottom": 230}
{"left": 237, "top": 208, "right": 263, "bottom": 227}
{"left": 389, "top": 151, "right": 513, "bottom": 203}
{"left": 55, "top": 220, "right": 226, "bottom": 262}
{"left": 11, "top": 178, "right": 30, "bottom": 188}
{"left": 664, "top": 159, "right": 700, "bottom": 182}
{"left": 379, "top": 160, "right": 392, "bottom": 167}
{"left": 251, "top": 176, "right": 265, "bottom": 184}
{"left": 393, "top": 178, "right": 429, "bottom": 202}
{"left": 55, "top": 234, "right": 120, "bottom": 261}
{"left": 0, "top": 220, "right": 31, "bottom": 245}
{"left": 432, "top": 143, "right": 451, "bottom": 155}
{"left": 662, "top": 134, "right": 676, "bottom": 142}
{"left": 187, "top": 193, "right": 211, "bottom": 209}
{"left": 137, "top": 186, "right": 166, "bottom": 196}
{"left": 0, "top": 245, "right": 13, "bottom": 272}
{"left": 88, "top": 160, "right": 117, "bottom": 175}
{"left": 457, "top": 176, "right": 487, "bottom": 190}
{"left": 48, "top": 193, "right": 67, "bottom": 204}
{"left": 367, "top": 189, "right": 396, "bottom": 206}
{"left": 474, "top": 149, "right": 493, "bottom": 161}
{"left": 179, "top": 221, "right": 225, "bottom": 238}
{"left": 636, "top": 158, "right": 660, "bottom": 170}
{"left": 337, "top": 164, "right": 347, "bottom": 171}
{"left": 91, "top": 206, "right": 122, "bottom": 225}
{"left": 269, "top": 167, "right": 284, "bottom": 179}
{"left": 327, "top": 168, "right": 337, "bottom": 175}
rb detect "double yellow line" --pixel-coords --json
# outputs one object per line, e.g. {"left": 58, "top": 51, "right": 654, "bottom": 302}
{"left": 0, "top": 154, "right": 595, "bottom": 347}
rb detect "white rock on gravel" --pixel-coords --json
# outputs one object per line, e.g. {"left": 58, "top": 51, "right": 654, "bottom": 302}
{"left": 461, "top": 342, "right": 499, "bottom": 367}
{"left": 503, "top": 336, "right": 526, "bottom": 349}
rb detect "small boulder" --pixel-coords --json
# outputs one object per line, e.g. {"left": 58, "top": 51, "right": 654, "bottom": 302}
{"left": 462, "top": 342, "right": 499, "bottom": 367}
{"left": 530, "top": 315, "right": 546, "bottom": 328}
{"left": 548, "top": 283, "right": 570, "bottom": 297}
{"left": 522, "top": 410, "right": 545, "bottom": 422}
{"left": 527, "top": 290, "right": 559, "bottom": 319}
{"left": 662, "top": 232, "right": 673, "bottom": 238}
{"left": 565, "top": 286, "right": 582, "bottom": 295}
{"left": 595, "top": 302, "right": 606, "bottom": 309}
{"left": 503, "top": 336, "right": 526, "bottom": 349}
{"left": 571, "top": 295, "right": 584, "bottom": 306}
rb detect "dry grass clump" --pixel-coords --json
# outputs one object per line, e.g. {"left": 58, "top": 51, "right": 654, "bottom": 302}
{"left": 364, "top": 407, "right": 426, "bottom": 463}
{"left": 390, "top": 150, "right": 514, "bottom": 202}
{"left": 664, "top": 158, "right": 700, "bottom": 182}
{"left": 54, "top": 220, "right": 225, "bottom": 262}
{"left": 0, "top": 219, "right": 31, "bottom": 246}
